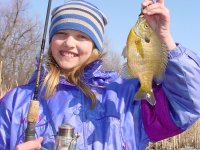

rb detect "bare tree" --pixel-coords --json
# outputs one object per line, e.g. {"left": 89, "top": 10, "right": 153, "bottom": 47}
{"left": 102, "top": 50, "right": 124, "bottom": 74}
{"left": 102, "top": 36, "right": 124, "bottom": 75}
{"left": 0, "top": 0, "right": 42, "bottom": 86}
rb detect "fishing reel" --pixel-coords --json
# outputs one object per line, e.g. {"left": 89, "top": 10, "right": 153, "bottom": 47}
{"left": 54, "top": 123, "right": 80, "bottom": 150}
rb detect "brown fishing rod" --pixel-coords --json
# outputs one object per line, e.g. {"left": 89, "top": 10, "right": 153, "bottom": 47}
{"left": 24, "top": 0, "right": 52, "bottom": 142}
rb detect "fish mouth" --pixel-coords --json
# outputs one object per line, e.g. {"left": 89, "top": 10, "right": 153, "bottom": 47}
{"left": 139, "top": 12, "right": 144, "bottom": 17}
{"left": 134, "top": 12, "right": 152, "bottom": 43}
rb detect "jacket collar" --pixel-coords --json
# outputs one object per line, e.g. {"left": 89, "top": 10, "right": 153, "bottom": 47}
{"left": 28, "top": 59, "right": 118, "bottom": 86}
{"left": 59, "top": 59, "right": 118, "bottom": 86}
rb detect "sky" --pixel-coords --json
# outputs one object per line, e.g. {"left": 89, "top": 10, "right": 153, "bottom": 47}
{"left": 1, "top": 0, "right": 200, "bottom": 56}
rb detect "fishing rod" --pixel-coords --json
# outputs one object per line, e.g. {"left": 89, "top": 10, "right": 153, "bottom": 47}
{"left": 24, "top": 0, "right": 52, "bottom": 142}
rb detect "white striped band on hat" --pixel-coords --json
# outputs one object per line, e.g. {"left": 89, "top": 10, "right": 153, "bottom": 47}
{"left": 49, "top": 0, "right": 107, "bottom": 51}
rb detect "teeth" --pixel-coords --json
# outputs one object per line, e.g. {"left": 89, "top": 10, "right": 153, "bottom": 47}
{"left": 61, "top": 51, "right": 77, "bottom": 57}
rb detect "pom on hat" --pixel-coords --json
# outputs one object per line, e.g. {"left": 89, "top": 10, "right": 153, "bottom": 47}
{"left": 49, "top": 0, "right": 107, "bottom": 51}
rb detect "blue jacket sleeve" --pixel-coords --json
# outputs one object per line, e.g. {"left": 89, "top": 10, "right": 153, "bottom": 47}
{"left": 163, "top": 44, "right": 200, "bottom": 130}
{"left": 0, "top": 90, "right": 14, "bottom": 150}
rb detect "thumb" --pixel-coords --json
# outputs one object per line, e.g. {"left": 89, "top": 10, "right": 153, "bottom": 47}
{"left": 36, "top": 137, "right": 44, "bottom": 143}
{"left": 15, "top": 137, "right": 44, "bottom": 150}
{"left": 32, "top": 137, "right": 44, "bottom": 149}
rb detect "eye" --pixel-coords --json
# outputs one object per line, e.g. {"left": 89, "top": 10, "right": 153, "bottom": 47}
{"left": 55, "top": 31, "right": 66, "bottom": 35}
{"left": 77, "top": 34, "right": 89, "bottom": 40}
{"left": 144, "top": 24, "right": 149, "bottom": 28}
{"left": 54, "top": 32, "right": 67, "bottom": 39}
{"left": 78, "top": 35, "right": 86, "bottom": 38}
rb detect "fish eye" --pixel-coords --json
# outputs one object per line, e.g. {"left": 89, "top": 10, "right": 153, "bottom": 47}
{"left": 144, "top": 24, "right": 149, "bottom": 28}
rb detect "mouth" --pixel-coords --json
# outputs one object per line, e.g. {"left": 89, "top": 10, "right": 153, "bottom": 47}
{"left": 60, "top": 50, "right": 78, "bottom": 58}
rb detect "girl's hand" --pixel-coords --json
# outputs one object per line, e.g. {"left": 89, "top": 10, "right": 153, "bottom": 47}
{"left": 15, "top": 137, "right": 43, "bottom": 150}
{"left": 142, "top": 0, "right": 176, "bottom": 50}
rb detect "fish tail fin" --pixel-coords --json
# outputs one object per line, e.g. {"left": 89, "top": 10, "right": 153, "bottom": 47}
{"left": 134, "top": 88, "right": 156, "bottom": 105}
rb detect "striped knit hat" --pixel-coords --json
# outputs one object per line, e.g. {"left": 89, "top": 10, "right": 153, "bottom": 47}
{"left": 49, "top": 0, "right": 108, "bottom": 51}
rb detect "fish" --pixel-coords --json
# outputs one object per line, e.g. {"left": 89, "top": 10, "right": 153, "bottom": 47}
{"left": 123, "top": 14, "right": 168, "bottom": 105}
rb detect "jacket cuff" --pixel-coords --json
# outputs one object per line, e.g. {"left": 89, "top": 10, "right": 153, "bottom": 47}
{"left": 168, "top": 43, "right": 186, "bottom": 59}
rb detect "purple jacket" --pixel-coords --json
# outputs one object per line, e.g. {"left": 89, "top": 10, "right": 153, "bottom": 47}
{"left": 1, "top": 44, "right": 200, "bottom": 150}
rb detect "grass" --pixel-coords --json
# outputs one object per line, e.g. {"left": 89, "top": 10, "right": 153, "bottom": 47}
{"left": 0, "top": 61, "right": 12, "bottom": 99}
{"left": 146, "top": 119, "right": 200, "bottom": 149}
{"left": 0, "top": 60, "right": 5, "bottom": 98}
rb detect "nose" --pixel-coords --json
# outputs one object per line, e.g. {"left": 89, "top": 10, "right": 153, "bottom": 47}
{"left": 63, "top": 35, "right": 75, "bottom": 47}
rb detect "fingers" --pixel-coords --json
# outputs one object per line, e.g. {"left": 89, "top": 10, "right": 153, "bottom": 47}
{"left": 142, "top": 0, "right": 164, "bottom": 9}
{"left": 15, "top": 137, "right": 44, "bottom": 150}
{"left": 141, "top": 0, "right": 154, "bottom": 9}
{"left": 142, "top": 0, "right": 164, "bottom": 6}
{"left": 156, "top": 0, "right": 164, "bottom": 4}
{"left": 36, "top": 137, "right": 44, "bottom": 144}
{"left": 142, "top": 2, "right": 169, "bottom": 17}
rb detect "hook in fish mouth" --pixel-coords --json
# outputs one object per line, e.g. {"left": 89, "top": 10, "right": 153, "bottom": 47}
{"left": 139, "top": 10, "right": 144, "bottom": 17}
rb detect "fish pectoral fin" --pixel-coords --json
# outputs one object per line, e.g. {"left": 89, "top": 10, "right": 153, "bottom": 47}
{"left": 127, "top": 64, "right": 137, "bottom": 77}
{"left": 154, "top": 74, "right": 164, "bottom": 85}
{"left": 121, "top": 63, "right": 133, "bottom": 79}
{"left": 134, "top": 88, "right": 156, "bottom": 106}
{"left": 134, "top": 38, "right": 144, "bottom": 58}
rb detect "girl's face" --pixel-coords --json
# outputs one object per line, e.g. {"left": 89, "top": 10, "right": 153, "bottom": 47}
{"left": 51, "top": 30, "right": 94, "bottom": 71}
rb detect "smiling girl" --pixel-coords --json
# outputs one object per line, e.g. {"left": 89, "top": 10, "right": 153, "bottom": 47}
{"left": 1, "top": 0, "right": 200, "bottom": 150}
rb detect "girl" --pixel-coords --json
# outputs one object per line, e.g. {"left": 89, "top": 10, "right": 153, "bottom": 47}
{"left": 1, "top": 0, "right": 200, "bottom": 149}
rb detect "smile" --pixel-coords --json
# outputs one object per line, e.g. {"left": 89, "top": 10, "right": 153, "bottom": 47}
{"left": 60, "top": 51, "right": 78, "bottom": 57}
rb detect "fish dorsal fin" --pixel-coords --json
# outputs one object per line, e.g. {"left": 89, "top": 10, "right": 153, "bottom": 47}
{"left": 121, "top": 45, "right": 127, "bottom": 58}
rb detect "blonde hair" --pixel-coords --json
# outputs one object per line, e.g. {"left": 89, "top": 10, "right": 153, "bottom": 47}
{"left": 42, "top": 48, "right": 104, "bottom": 109}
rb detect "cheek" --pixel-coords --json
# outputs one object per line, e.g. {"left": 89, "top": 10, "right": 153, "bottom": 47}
{"left": 79, "top": 49, "right": 93, "bottom": 62}
{"left": 79, "top": 43, "right": 93, "bottom": 56}
{"left": 81, "top": 49, "right": 92, "bottom": 56}
{"left": 50, "top": 42, "right": 59, "bottom": 56}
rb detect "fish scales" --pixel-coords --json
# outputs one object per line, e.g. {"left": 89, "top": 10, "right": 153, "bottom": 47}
{"left": 125, "top": 14, "right": 168, "bottom": 105}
